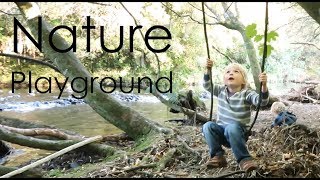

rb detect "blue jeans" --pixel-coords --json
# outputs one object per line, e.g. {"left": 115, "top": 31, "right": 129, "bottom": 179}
{"left": 202, "top": 121, "right": 252, "bottom": 163}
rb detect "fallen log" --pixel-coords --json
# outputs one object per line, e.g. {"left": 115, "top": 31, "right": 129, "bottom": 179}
{"left": 0, "top": 124, "right": 84, "bottom": 140}
{"left": 0, "top": 127, "right": 115, "bottom": 156}
{"left": 0, "top": 116, "right": 78, "bottom": 136}
{"left": 0, "top": 165, "right": 42, "bottom": 178}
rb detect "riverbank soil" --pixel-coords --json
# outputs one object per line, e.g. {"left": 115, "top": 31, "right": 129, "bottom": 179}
{"left": 32, "top": 102, "right": 320, "bottom": 178}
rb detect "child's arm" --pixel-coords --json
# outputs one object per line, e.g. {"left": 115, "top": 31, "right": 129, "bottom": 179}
{"left": 203, "top": 59, "right": 224, "bottom": 96}
{"left": 246, "top": 72, "right": 269, "bottom": 106}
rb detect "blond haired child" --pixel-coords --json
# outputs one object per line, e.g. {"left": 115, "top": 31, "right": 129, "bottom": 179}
{"left": 270, "top": 102, "right": 286, "bottom": 115}
{"left": 270, "top": 102, "right": 296, "bottom": 128}
{"left": 202, "top": 59, "right": 269, "bottom": 172}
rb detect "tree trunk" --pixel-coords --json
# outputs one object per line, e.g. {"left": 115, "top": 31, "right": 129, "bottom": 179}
{"left": 297, "top": 2, "right": 320, "bottom": 25}
{"left": 238, "top": 27, "right": 262, "bottom": 90}
{"left": 15, "top": 2, "right": 172, "bottom": 140}
{"left": 207, "top": 3, "right": 262, "bottom": 91}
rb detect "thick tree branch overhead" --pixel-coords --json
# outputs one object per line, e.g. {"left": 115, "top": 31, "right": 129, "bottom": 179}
{"left": 297, "top": 2, "right": 320, "bottom": 25}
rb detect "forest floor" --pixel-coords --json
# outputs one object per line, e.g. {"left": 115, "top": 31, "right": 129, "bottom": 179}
{"left": 36, "top": 101, "right": 320, "bottom": 178}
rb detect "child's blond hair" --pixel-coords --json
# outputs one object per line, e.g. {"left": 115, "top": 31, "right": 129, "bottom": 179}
{"left": 224, "top": 63, "right": 248, "bottom": 89}
{"left": 271, "top": 102, "right": 286, "bottom": 115}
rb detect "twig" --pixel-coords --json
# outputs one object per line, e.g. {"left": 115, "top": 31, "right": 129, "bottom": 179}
{"left": 119, "top": 2, "right": 161, "bottom": 79}
{"left": 0, "top": 9, "right": 21, "bottom": 16}
{"left": 187, "top": 2, "right": 217, "bottom": 19}
{"left": 224, "top": 2, "right": 234, "bottom": 13}
{"left": 87, "top": 2, "right": 112, "bottom": 6}
{"left": 290, "top": 42, "right": 320, "bottom": 51}
{"left": 211, "top": 45, "right": 234, "bottom": 63}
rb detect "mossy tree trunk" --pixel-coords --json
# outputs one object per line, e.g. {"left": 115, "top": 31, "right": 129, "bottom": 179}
{"left": 14, "top": 2, "right": 172, "bottom": 141}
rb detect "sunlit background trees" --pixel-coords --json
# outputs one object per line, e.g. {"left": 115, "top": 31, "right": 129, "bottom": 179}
{"left": 1, "top": 2, "right": 319, "bottom": 94}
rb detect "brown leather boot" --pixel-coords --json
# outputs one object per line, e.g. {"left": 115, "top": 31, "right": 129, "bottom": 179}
{"left": 206, "top": 155, "right": 228, "bottom": 168}
{"left": 239, "top": 159, "right": 258, "bottom": 172}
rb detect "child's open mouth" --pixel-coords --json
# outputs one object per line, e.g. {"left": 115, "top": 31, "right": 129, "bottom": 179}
{"left": 228, "top": 77, "right": 234, "bottom": 80}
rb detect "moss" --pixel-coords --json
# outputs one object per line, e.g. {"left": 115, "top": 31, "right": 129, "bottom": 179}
{"left": 131, "top": 132, "right": 160, "bottom": 153}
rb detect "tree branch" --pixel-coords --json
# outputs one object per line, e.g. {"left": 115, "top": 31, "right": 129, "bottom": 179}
{"left": 0, "top": 53, "right": 62, "bottom": 74}
{"left": 211, "top": 45, "right": 234, "bottom": 63}
{"left": 313, "top": 25, "right": 320, "bottom": 39}
{"left": 290, "top": 42, "right": 320, "bottom": 51}
{"left": 204, "top": 3, "right": 239, "bottom": 30}
{"left": 221, "top": 2, "right": 237, "bottom": 21}
{"left": 161, "top": 2, "right": 216, "bottom": 25}
{"left": 0, "top": 10, "right": 21, "bottom": 16}
{"left": 272, "top": 16, "right": 309, "bottom": 31}
{"left": 119, "top": 2, "right": 161, "bottom": 78}
{"left": 224, "top": 2, "right": 234, "bottom": 14}
{"left": 235, "top": 2, "right": 240, "bottom": 19}
{"left": 87, "top": 2, "right": 112, "bottom": 6}
{"left": 204, "top": 3, "right": 223, "bottom": 22}
{"left": 187, "top": 2, "right": 218, "bottom": 20}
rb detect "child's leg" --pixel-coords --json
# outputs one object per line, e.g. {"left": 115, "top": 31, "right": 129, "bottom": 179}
{"left": 202, "top": 121, "right": 226, "bottom": 158}
{"left": 223, "top": 124, "right": 252, "bottom": 163}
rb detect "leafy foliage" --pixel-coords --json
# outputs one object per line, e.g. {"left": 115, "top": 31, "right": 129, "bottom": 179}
{"left": 245, "top": 23, "right": 279, "bottom": 57}
{"left": 0, "top": 2, "right": 319, "bottom": 92}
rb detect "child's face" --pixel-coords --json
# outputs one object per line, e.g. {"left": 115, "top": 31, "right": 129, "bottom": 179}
{"left": 223, "top": 65, "right": 245, "bottom": 89}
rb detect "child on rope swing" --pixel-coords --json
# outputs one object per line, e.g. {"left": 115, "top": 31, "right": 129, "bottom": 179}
{"left": 201, "top": 59, "right": 269, "bottom": 172}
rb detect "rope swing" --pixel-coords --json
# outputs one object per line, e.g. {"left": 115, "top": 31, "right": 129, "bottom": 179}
{"left": 201, "top": 2, "right": 269, "bottom": 132}
{"left": 201, "top": 2, "right": 214, "bottom": 121}
{"left": 247, "top": 2, "right": 269, "bottom": 136}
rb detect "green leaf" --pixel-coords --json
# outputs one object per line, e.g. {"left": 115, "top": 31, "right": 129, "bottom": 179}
{"left": 254, "top": 35, "right": 263, "bottom": 42}
{"left": 267, "top": 31, "right": 279, "bottom": 42}
{"left": 245, "top": 23, "right": 257, "bottom": 38}
{"left": 259, "top": 44, "right": 274, "bottom": 57}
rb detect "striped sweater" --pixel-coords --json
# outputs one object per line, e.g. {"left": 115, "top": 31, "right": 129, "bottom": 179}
{"left": 203, "top": 74, "right": 269, "bottom": 128}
